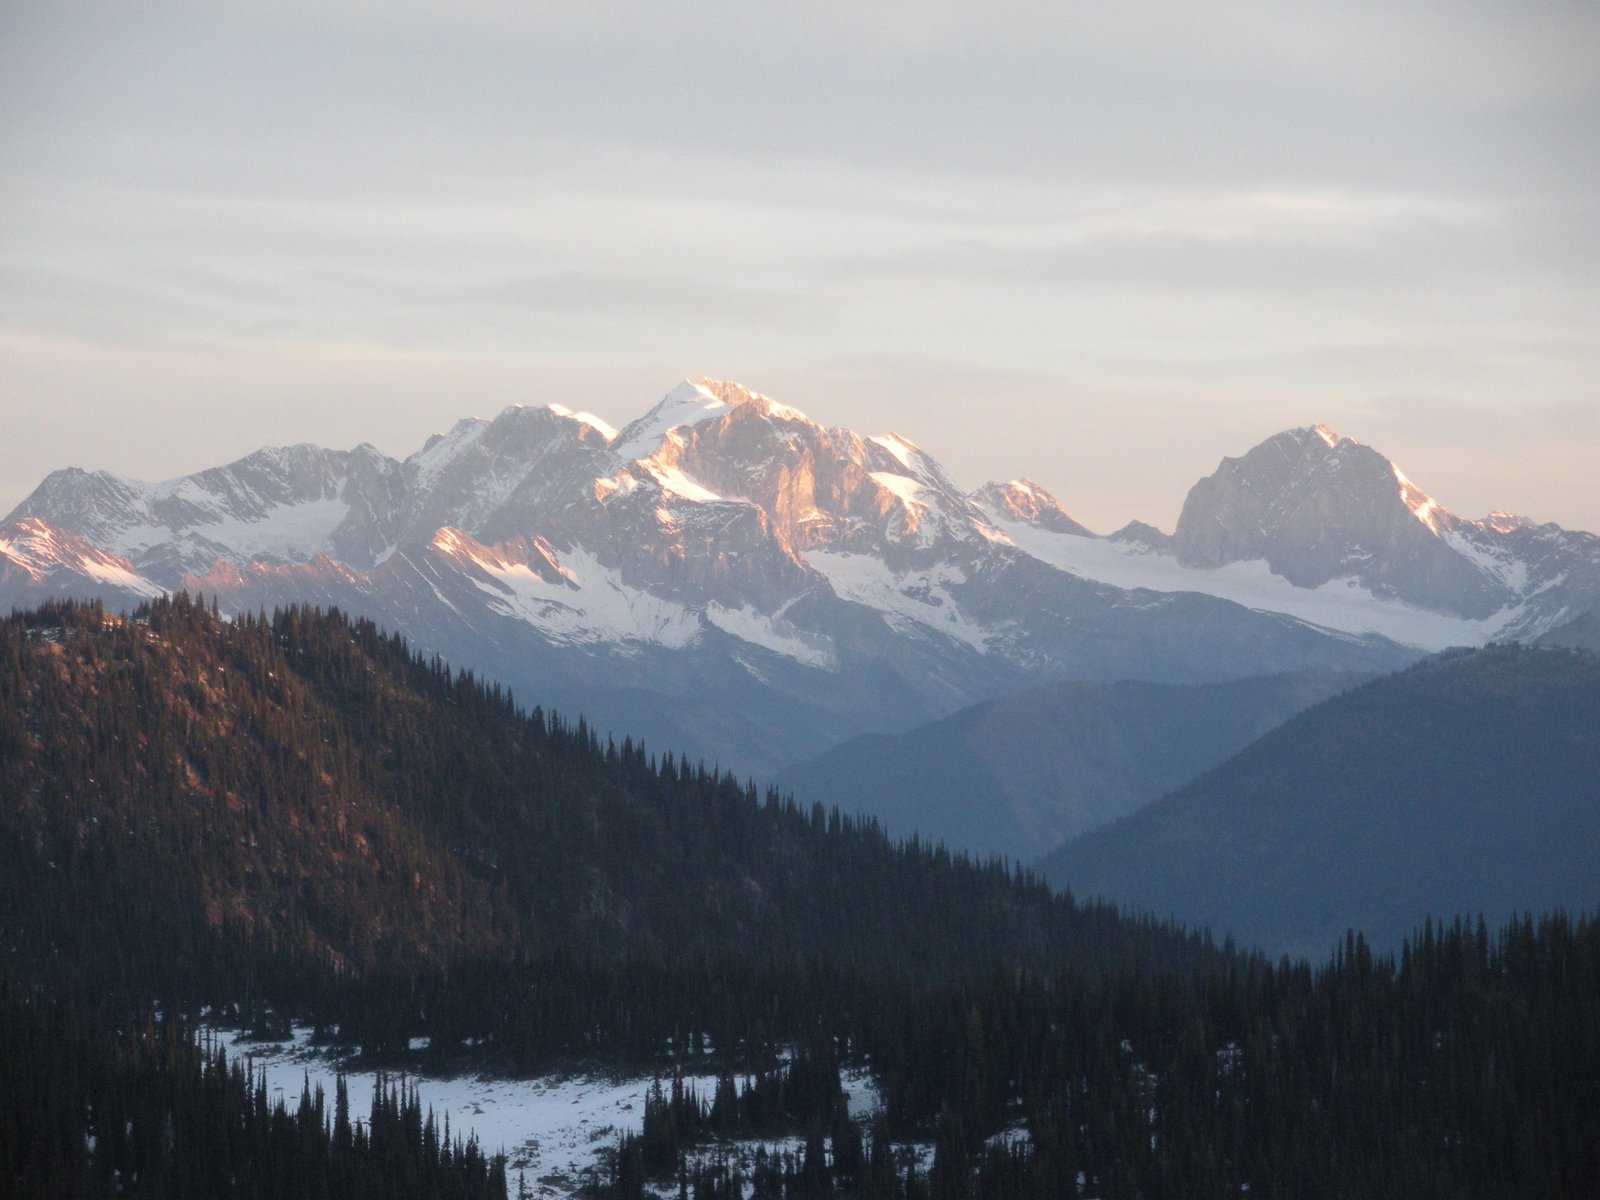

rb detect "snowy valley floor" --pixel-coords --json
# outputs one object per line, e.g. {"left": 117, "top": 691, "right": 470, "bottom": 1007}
{"left": 210, "top": 1026, "right": 903, "bottom": 1197}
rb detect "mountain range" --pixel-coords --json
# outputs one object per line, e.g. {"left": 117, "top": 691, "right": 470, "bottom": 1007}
{"left": 776, "top": 670, "right": 1367, "bottom": 862}
{"left": 6, "top": 380, "right": 1598, "bottom": 777}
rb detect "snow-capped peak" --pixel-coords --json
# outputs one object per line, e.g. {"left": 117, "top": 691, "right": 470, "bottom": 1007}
{"left": 411, "top": 417, "right": 492, "bottom": 482}
{"left": 0, "top": 516, "right": 71, "bottom": 568}
{"left": 969, "top": 479, "right": 1095, "bottom": 537}
{"left": 609, "top": 381, "right": 735, "bottom": 462}
{"left": 545, "top": 403, "right": 618, "bottom": 441}
{"left": 696, "top": 378, "right": 809, "bottom": 422}
{"left": 1309, "top": 423, "right": 1340, "bottom": 448}
{"left": 610, "top": 379, "right": 809, "bottom": 462}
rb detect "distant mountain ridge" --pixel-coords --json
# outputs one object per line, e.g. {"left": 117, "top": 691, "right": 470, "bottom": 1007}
{"left": 777, "top": 670, "right": 1368, "bottom": 863}
{"left": 1038, "top": 644, "right": 1600, "bottom": 957}
{"left": 1538, "top": 605, "right": 1600, "bottom": 653}
{"left": 5, "top": 380, "right": 1595, "bottom": 773}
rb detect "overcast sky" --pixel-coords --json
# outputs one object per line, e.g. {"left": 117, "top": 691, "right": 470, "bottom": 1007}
{"left": 2, "top": 1, "right": 1595, "bottom": 533}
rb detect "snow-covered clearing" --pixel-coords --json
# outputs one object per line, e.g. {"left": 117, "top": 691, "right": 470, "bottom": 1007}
{"left": 210, "top": 1027, "right": 888, "bottom": 1198}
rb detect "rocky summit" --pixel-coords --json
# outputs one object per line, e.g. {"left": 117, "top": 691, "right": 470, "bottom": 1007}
{"left": 1172, "top": 424, "right": 1600, "bottom": 629}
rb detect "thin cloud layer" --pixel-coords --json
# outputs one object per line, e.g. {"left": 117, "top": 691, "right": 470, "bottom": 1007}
{"left": 0, "top": 2, "right": 1595, "bottom": 532}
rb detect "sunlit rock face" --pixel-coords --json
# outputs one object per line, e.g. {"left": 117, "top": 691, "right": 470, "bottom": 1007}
{"left": 971, "top": 479, "right": 1095, "bottom": 538}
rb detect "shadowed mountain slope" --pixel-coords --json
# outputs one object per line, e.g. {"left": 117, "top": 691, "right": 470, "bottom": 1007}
{"left": 1537, "top": 605, "right": 1600, "bottom": 653}
{"left": 1039, "top": 645, "right": 1600, "bottom": 958}
{"left": 777, "top": 670, "right": 1367, "bottom": 863}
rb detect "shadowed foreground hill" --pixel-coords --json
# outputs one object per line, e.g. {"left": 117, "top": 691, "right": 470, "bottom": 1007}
{"left": 0, "top": 595, "right": 1204, "bottom": 1009}
{"left": 1039, "top": 644, "right": 1600, "bottom": 958}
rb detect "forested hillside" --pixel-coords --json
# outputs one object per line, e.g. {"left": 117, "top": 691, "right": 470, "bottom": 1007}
{"left": 0, "top": 979, "right": 506, "bottom": 1200}
{"left": 0, "top": 595, "right": 1206, "bottom": 1025}
{"left": 2, "top": 598, "right": 1597, "bottom": 1198}
{"left": 601, "top": 914, "right": 1600, "bottom": 1200}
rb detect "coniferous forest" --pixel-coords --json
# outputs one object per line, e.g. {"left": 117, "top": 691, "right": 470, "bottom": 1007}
{"left": 0, "top": 977, "right": 506, "bottom": 1200}
{"left": 1, "top": 596, "right": 1597, "bottom": 1197}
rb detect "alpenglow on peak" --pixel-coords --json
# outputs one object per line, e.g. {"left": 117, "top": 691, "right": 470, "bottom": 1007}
{"left": 609, "top": 379, "right": 810, "bottom": 462}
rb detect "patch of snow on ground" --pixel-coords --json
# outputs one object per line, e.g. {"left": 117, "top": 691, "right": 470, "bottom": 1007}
{"left": 467, "top": 545, "right": 702, "bottom": 652}
{"left": 1441, "top": 528, "right": 1531, "bottom": 593}
{"left": 210, "top": 1028, "right": 888, "bottom": 1199}
{"left": 209, "top": 1028, "right": 705, "bottom": 1193}
{"left": 869, "top": 472, "right": 926, "bottom": 510}
{"left": 594, "top": 473, "right": 641, "bottom": 501}
{"left": 1, "top": 528, "right": 50, "bottom": 569}
{"left": 76, "top": 555, "right": 166, "bottom": 597}
{"left": 106, "top": 495, "right": 353, "bottom": 567}
{"left": 870, "top": 436, "right": 962, "bottom": 497}
{"left": 868, "top": 473, "right": 951, "bottom": 547}
{"left": 805, "top": 551, "right": 988, "bottom": 649}
{"left": 172, "top": 497, "right": 353, "bottom": 564}
{"left": 994, "top": 518, "right": 1518, "bottom": 651}
{"left": 0, "top": 528, "right": 165, "bottom": 597}
{"left": 97, "top": 522, "right": 169, "bottom": 559}
{"left": 760, "top": 398, "right": 809, "bottom": 423}
{"left": 1394, "top": 466, "right": 1444, "bottom": 534}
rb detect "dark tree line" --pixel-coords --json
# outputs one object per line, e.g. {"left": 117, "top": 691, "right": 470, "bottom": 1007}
{"left": 591, "top": 914, "right": 1599, "bottom": 1200}
{"left": 0, "top": 977, "right": 505, "bottom": 1199}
